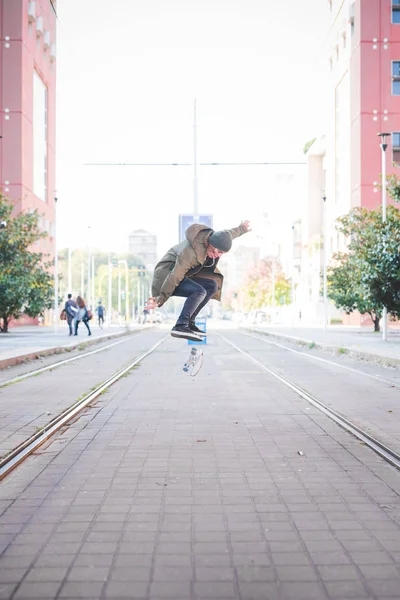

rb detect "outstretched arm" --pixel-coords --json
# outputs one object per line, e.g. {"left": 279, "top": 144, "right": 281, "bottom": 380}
{"left": 228, "top": 220, "right": 252, "bottom": 240}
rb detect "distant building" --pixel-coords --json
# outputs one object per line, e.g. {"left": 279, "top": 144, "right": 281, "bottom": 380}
{"left": 128, "top": 229, "right": 157, "bottom": 269}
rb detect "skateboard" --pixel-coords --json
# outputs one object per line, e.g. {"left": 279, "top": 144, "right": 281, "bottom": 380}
{"left": 183, "top": 347, "right": 203, "bottom": 377}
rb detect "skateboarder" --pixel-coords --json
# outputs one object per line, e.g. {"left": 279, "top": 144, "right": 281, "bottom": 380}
{"left": 146, "top": 221, "right": 251, "bottom": 341}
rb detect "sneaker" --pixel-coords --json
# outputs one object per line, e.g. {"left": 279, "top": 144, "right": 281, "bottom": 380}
{"left": 171, "top": 324, "right": 203, "bottom": 342}
{"left": 189, "top": 323, "right": 207, "bottom": 337}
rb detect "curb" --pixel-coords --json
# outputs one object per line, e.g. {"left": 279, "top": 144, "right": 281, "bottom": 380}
{"left": 0, "top": 326, "right": 153, "bottom": 371}
{"left": 241, "top": 326, "right": 400, "bottom": 368}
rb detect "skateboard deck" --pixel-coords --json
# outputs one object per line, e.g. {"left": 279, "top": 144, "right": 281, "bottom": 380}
{"left": 183, "top": 347, "right": 203, "bottom": 377}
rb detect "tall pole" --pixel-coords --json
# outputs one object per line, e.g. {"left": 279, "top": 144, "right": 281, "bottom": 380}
{"left": 137, "top": 278, "right": 141, "bottom": 317}
{"left": 379, "top": 133, "right": 390, "bottom": 341}
{"left": 125, "top": 262, "right": 129, "bottom": 323}
{"left": 68, "top": 247, "right": 72, "bottom": 293}
{"left": 87, "top": 249, "right": 91, "bottom": 307}
{"left": 91, "top": 255, "right": 95, "bottom": 309}
{"left": 81, "top": 262, "right": 84, "bottom": 295}
{"left": 193, "top": 99, "right": 199, "bottom": 218}
{"left": 272, "top": 253, "right": 276, "bottom": 309}
{"left": 108, "top": 252, "right": 112, "bottom": 326}
{"left": 53, "top": 196, "right": 58, "bottom": 333}
{"left": 118, "top": 267, "right": 121, "bottom": 317}
{"left": 323, "top": 195, "right": 328, "bottom": 332}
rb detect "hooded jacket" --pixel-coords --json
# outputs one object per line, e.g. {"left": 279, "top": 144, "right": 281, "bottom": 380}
{"left": 151, "top": 223, "right": 247, "bottom": 307}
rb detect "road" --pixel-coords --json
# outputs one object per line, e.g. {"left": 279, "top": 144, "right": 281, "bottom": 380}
{"left": 0, "top": 325, "right": 399, "bottom": 600}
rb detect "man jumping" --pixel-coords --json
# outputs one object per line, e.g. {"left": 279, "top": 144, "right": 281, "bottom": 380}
{"left": 146, "top": 220, "right": 251, "bottom": 341}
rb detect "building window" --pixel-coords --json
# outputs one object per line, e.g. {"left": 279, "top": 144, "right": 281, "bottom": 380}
{"left": 33, "top": 71, "right": 48, "bottom": 201}
{"left": 392, "top": 132, "right": 400, "bottom": 164}
{"left": 392, "top": 0, "right": 400, "bottom": 23}
{"left": 392, "top": 61, "right": 400, "bottom": 95}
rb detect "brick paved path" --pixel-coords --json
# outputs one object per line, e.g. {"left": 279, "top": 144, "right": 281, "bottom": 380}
{"left": 0, "top": 330, "right": 400, "bottom": 599}
{"left": 231, "top": 330, "right": 400, "bottom": 456}
{"left": 0, "top": 331, "right": 158, "bottom": 458}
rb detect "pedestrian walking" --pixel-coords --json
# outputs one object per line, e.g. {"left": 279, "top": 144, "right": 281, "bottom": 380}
{"left": 96, "top": 302, "right": 105, "bottom": 328}
{"left": 64, "top": 294, "right": 78, "bottom": 336}
{"left": 74, "top": 296, "right": 92, "bottom": 336}
{"left": 146, "top": 220, "right": 251, "bottom": 341}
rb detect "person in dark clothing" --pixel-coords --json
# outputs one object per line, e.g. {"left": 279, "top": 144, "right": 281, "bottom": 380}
{"left": 74, "top": 296, "right": 91, "bottom": 336}
{"left": 64, "top": 294, "right": 78, "bottom": 336}
{"left": 96, "top": 302, "right": 105, "bottom": 328}
{"left": 146, "top": 221, "right": 251, "bottom": 341}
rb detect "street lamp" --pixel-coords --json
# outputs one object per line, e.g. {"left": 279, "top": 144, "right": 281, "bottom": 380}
{"left": 322, "top": 194, "right": 328, "bottom": 332}
{"left": 54, "top": 195, "right": 59, "bottom": 334}
{"left": 0, "top": 221, "right": 6, "bottom": 229}
{"left": 377, "top": 132, "right": 391, "bottom": 342}
{"left": 118, "top": 260, "right": 130, "bottom": 323}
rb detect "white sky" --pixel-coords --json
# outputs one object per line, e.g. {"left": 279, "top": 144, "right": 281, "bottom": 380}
{"left": 56, "top": 0, "right": 329, "bottom": 257}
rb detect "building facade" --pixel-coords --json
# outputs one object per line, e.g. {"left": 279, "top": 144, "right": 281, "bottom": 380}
{"left": 128, "top": 229, "right": 157, "bottom": 270}
{"left": 0, "top": 0, "right": 57, "bottom": 325}
{"left": 299, "top": 0, "right": 400, "bottom": 326}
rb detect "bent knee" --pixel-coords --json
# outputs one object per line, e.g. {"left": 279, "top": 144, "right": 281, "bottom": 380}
{"left": 209, "top": 280, "right": 218, "bottom": 293}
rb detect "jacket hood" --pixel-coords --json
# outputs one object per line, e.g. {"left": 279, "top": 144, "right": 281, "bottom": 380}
{"left": 185, "top": 224, "right": 213, "bottom": 262}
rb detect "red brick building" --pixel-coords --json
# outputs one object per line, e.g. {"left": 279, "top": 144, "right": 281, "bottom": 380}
{"left": 300, "top": 0, "right": 400, "bottom": 326}
{"left": 0, "top": 0, "right": 57, "bottom": 325}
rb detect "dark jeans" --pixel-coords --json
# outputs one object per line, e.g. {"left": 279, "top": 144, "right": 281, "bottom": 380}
{"left": 74, "top": 319, "right": 91, "bottom": 335}
{"left": 173, "top": 277, "right": 218, "bottom": 326}
{"left": 67, "top": 315, "right": 74, "bottom": 335}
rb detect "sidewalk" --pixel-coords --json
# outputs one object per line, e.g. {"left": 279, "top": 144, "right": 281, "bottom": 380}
{"left": 0, "top": 324, "right": 139, "bottom": 370}
{"left": 243, "top": 325, "right": 400, "bottom": 366}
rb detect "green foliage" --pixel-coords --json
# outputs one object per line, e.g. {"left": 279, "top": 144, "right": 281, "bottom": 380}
{"left": 327, "top": 206, "right": 400, "bottom": 331}
{"left": 385, "top": 173, "right": 400, "bottom": 203}
{"left": 303, "top": 138, "right": 317, "bottom": 154}
{"left": 0, "top": 195, "right": 54, "bottom": 332}
{"left": 240, "top": 257, "right": 291, "bottom": 311}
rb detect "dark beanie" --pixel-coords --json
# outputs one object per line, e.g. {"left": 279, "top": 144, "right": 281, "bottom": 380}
{"left": 208, "top": 230, "right": 233, "bottom": 252}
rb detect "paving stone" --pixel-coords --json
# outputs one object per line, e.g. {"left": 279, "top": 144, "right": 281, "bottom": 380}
{"left": 193, "top": 581, "right": 237, "bottom": 598}
{"left": 67, "top": 566, "right": 110, "bottom": 581}
{"left": 238, "top": 582, "right": 279, "bottom": 599}
{"left": 14, "top": 581, "right": 61, "bottom": 598}
{"left": 58, "top": 581, "right": 105, "bottom": 597}
{"left": 24, "top": 567, "right": 68, "bottom": 582}
{"left": 324, "top": 580, "right": 370, "bottom": 598}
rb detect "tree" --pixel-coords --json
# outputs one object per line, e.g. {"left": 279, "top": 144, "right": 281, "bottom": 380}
{"left": 0, "top": 195, "right": 54, "bottom": 332}
{"left": 327, "top": 206, "right": 400, "bottom": 331}
{"left": 241, "top": 257, "right": 291, "bottom": 311}
{"left": 327, "top": 252, "right": 382, "bottom": 331}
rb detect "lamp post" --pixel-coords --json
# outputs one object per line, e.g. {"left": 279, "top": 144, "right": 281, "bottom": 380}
{"left": 377, "top": 132, "right": 391, "bottom": 342}
{"left": 108, "top": 252, "right": 112, "bottom": 326}
{"left": 118, "top": 260, "right": 129, "bottom": 323}
{"left": 54, "top": 195, "right": 59, "bottom": 334}
{"left": 67, "top": 247, "right": 72, "bottom": 293}
{"left": 81, "top": 262, "right": 84, "bottom": 295}
{"left": 322, "top": 194, "right": 328, "bottom": 332}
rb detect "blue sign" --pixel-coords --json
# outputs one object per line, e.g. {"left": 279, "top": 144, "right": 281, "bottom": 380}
{"left": 179, "top": 214, "right": 213, "bottom": 243}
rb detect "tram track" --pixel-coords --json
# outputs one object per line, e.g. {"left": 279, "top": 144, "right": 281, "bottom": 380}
{"left": 0, "top": 330, "right": 148, "bottom": 389}
{"left": 0, "top": 335, "right": 168, "bottom": 480}
{"left": 241, "top": 328, "right": 400, "bottom": 389}
{"left": 219, "top": 333, "right": 400, "bottom": 472}
{"left": 2, "top": 328, "right": 399, "bottom": 482}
